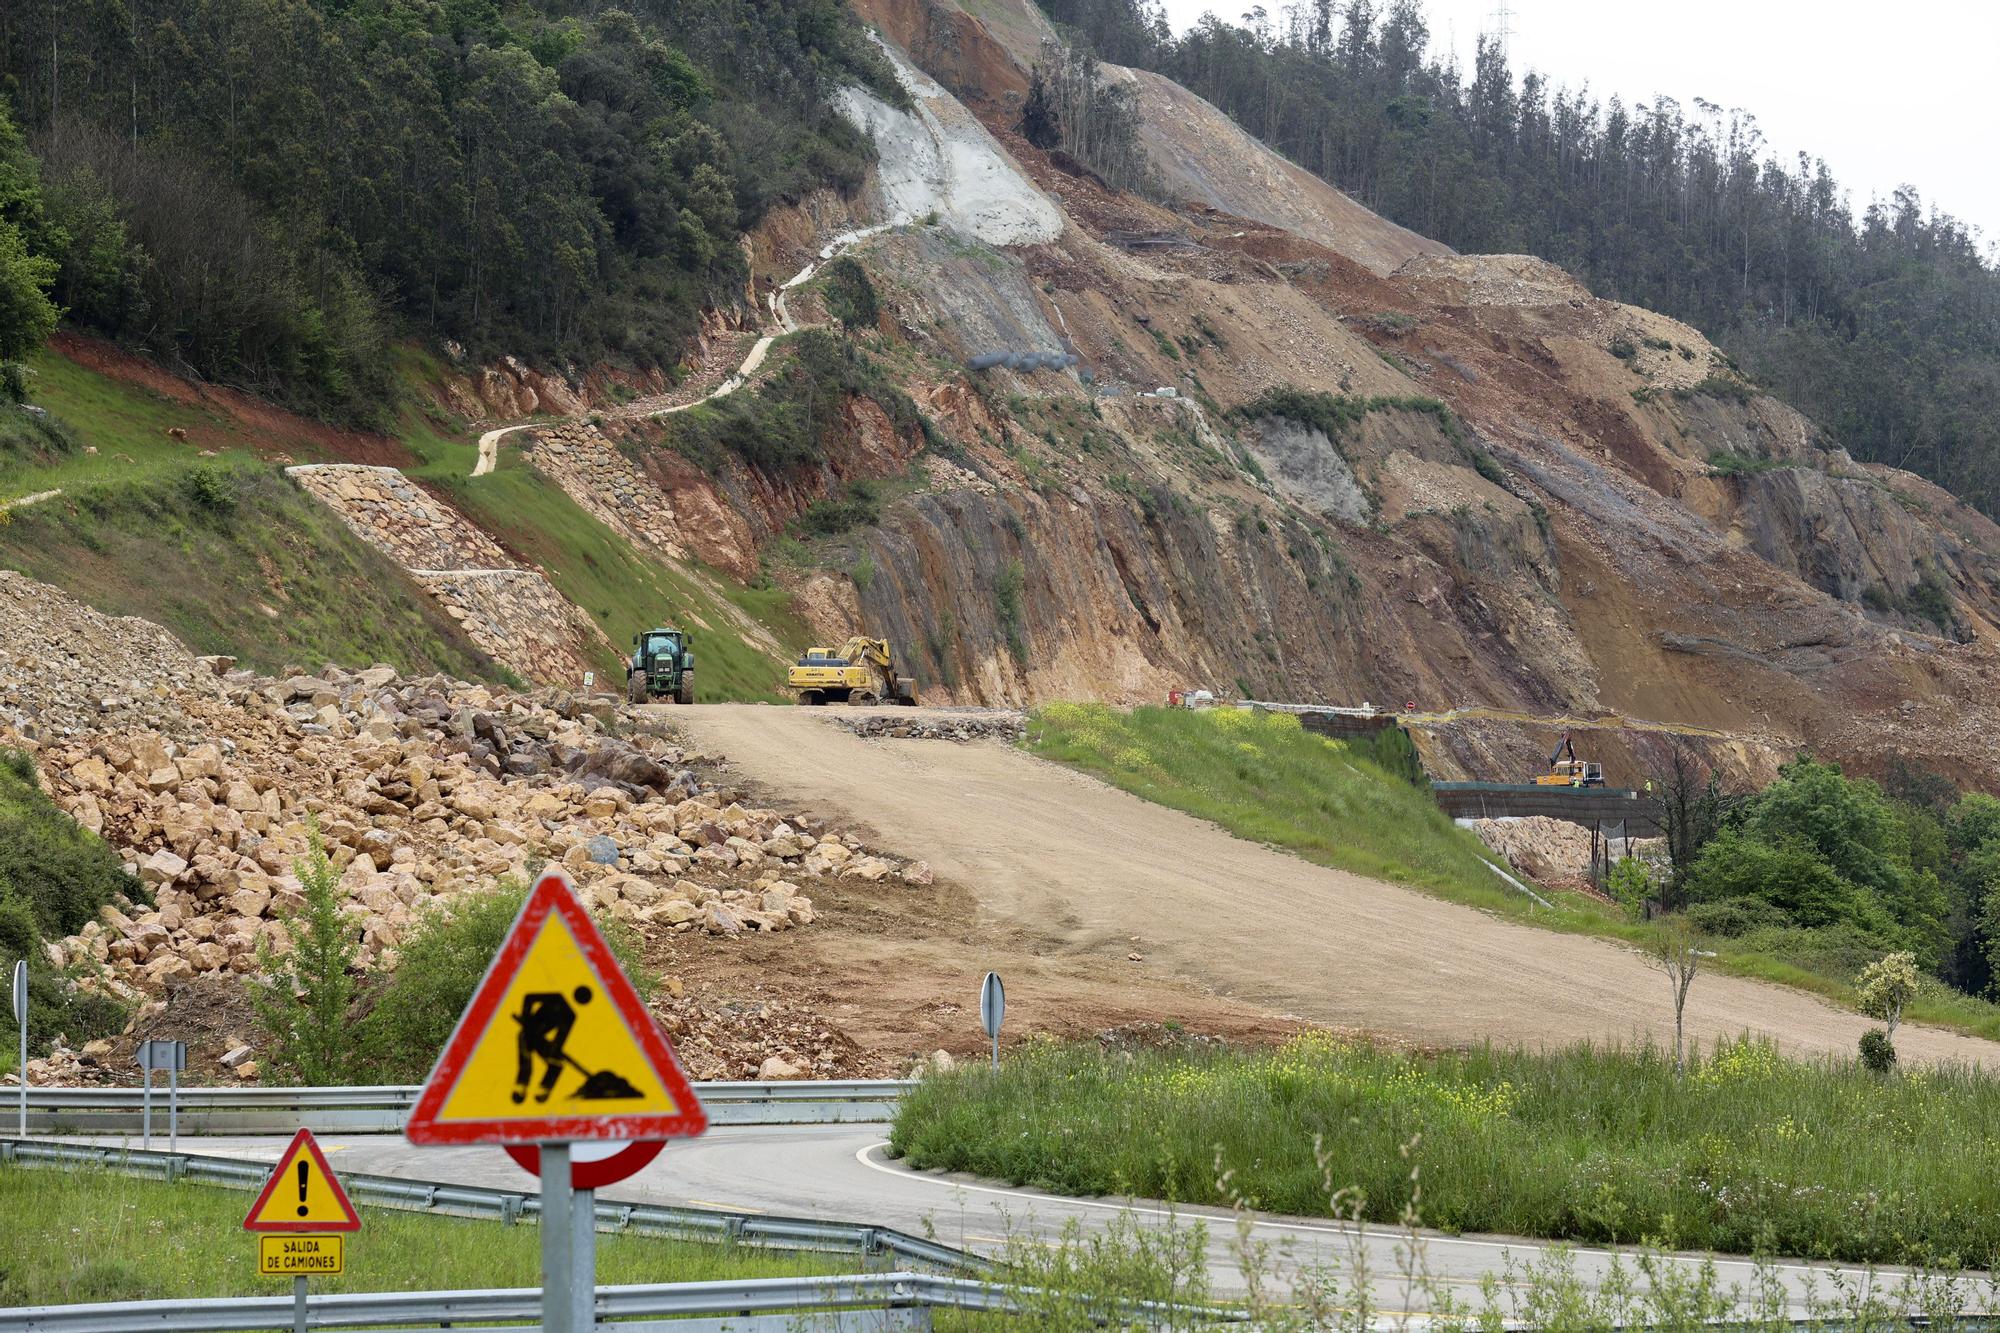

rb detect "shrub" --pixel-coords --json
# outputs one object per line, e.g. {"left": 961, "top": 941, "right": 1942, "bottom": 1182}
{"left": 1858, "top": 1027, "right": 1897, "bottom": 1074}
{"left": 0, "top": 748, "right": 139, "bottom": 938}
{"left": 179, "top": 463, "right": 239, "bottom": 515}
{"left": 1608, "top": 338, "right": 1637, "bottom": 360}
{"left": 821, "top": 257, "right": 879, "bottom": 330}
{"left": 358, "top": 879, "right": 653, "bottom": 1082}
{"left": 797, "top": 480, "right": 881, "bottom": 536}
{"left": 250, "top": 827, "right": 359, "bottom": 1086}
{"left": 1676, "top": 374, "right": 1754, "bottom": 404}
{"left": 993, "top": 558, "right": 1027, "bottom": 663}
{"left": 1606, "top": 857, "right": 1653, "bottom": 919}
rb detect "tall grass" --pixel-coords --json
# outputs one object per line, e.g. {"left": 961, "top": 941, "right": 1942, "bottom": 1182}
{"left": 892, "top": 1037, "right": 2000, "bottom": 1270}
{"left": 0, "top": 1165, "right": 837, "bottom": 1305}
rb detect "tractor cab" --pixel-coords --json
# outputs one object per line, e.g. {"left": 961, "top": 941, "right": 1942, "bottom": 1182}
{"left": 628, "top": 627, "right": 694, "bottom": 705}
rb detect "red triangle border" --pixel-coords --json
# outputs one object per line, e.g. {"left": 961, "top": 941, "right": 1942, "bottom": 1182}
{"left": 243, "top": 1127, "right": 362, "bottom": 1232}
{"left": 403, "top": 869, "right": 707, "bottom": 1146}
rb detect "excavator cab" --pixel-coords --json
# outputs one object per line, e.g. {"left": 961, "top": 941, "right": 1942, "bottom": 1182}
{"left": 787, "top": 636, "right": 917, "bottom": 707}
{"left": 1535, "top": 733, "right": 1605, "bottom": 787}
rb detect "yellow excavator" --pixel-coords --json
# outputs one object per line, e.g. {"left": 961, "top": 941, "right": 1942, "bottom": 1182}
{"left": 788, "top": 636, "right": 918, "bottom": 707}
{"left": 1535, "top": 733, "right": 1605, "bottom": 787}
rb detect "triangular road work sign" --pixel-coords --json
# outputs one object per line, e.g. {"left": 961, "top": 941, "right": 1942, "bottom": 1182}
{"left": 244, "top": 1128, "right": 361, "bottom": 1232}
{"left": 405, "top": 869, "right": 706, "bottom": 1145}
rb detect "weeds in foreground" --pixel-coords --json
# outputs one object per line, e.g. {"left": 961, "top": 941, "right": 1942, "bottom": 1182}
{"left": 894, "top": 1036, "right": 2000, "bottom": 1269}
{"left": 941, "top": 1128, "right": 1999, "bottom": 1330}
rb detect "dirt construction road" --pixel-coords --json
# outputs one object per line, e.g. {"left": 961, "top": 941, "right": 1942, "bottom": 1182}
{"left": 672, "top": 706, "right": 2000, "bottom": 1065}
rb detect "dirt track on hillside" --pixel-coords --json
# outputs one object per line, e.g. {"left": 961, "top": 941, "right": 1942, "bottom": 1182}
{"left": 674, "top": 705, "right": 2000, "bottom": 1066}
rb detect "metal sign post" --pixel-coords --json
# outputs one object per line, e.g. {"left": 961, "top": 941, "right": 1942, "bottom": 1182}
{"left": 136, "top": 1040, "right": 186, "bottom": 1150}
{"left": 979, "top": 971, "right": 1005, "bottom": 1071}
{"left": 403, "top": 871, "right": 708, "bottom": 1333}
{"left": 10, "top": 960, "right": 25, "bottom": 1135}
{"left": 539, "top": 1145, "right": 596, "bottom": 1333}
{"left": 245, "top": 1127, "right": 360, "bottom": 1332}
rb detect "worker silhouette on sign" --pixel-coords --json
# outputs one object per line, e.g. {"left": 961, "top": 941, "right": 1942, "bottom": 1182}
{"left": 511, "top": 985, "right": 644, "bottom": 1103}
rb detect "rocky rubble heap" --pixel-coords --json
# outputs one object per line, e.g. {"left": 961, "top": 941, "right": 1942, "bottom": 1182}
{"left": 8, "top": 663, "right": 927, "bottom": 1050}
{"left": 0, "top": 570, "right": 224, "bottom": 739}
{"left": 829, "top": 710, "right": 1027, "bottom": 742}
{"left": 1468, "top": 816, "right": 1595, "bottom": 883}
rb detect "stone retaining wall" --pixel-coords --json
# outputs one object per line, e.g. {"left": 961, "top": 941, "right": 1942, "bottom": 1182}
{"left": 527, "top": 424, "right": 688, "bottom": 559}
{"left": 413, "top": 570, "right": 608, "bottom": 687}
{"left": 288, "top": 465, "right": 509, "bottom": 569}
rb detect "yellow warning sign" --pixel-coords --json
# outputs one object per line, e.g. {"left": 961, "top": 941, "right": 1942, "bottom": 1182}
{"left": 405, "top": 870, "right": 705, "bottom": 1145}
{"left": 242, "top": 1129, "right": 361, "bottom": 1232}
{"left": 259, "top": 1234, "right": 345, "bottom": 1276}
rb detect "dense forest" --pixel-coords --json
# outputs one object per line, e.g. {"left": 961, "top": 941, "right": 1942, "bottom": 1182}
{"left": 0, "top": 0, "right": 898, "bottom": 420}
{"left": 1037, "top": 0, "right": 2000, "bottom": 517}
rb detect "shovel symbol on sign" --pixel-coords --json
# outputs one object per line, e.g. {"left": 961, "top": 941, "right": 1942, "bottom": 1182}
{"left": 510, "top": 987, "right": 644, "bottom": 1103}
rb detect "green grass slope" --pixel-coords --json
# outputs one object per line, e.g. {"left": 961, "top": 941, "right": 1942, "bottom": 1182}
{"left": 1, "top": 364, "right": 493, "bottom": 679}
{"left": 1027, "top": 703, "right": 1521, "bottom": 911}
{"left": 0, "top": 1166, "right": 837, "bottom": 1305}
{"left": 427, "top": 452, "right": 807, "bottom": 704}
{"left": 891, "top": 1036, "right": 2000, "bottom": 1269}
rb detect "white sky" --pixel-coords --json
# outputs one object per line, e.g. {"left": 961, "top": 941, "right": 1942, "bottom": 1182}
{"left": 1155, "top": 0, "right": 2000, "bottom": 249}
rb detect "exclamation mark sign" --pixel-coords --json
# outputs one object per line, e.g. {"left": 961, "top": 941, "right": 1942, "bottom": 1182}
{"left": 297, "top": 1160, "right": 310, "bottom": 1217}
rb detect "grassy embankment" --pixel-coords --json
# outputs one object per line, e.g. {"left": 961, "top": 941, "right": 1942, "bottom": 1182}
{"left": 5, "top": 342, "right": 807, "bottom": 699}
{"left": 0, "top": 1166, "right": 839, "bottom": 1305}
{"left": 0, "top": 354, "right": 493, "bottom": 678}
{"left": 892, "top": 1036, "right": 2000, "bottom": 1270}
{"left": 1025, "top": 704, "right": 2000, "bottom": 1039}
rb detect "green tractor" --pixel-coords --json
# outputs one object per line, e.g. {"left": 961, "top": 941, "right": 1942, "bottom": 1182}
{"left": 627, "top": 627, "right": 695, "bottom": 705}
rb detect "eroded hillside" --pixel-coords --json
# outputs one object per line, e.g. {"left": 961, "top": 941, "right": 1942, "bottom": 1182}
{"left": 394, "top": 0, "right": 1996, "bottom": 791}
{"left": 12, "top": 0, "right": 1999, "bottom": 798}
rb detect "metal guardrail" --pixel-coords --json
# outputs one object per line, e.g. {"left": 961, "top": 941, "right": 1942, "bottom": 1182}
{"left": 0, "top": 1271, "right": 1250, "bottom": 1332}
{"left": 14, "top": 1079, "right": 912, "bottom": 1134}
{"left": 0, "top": 1138, "right": 978, "bottom": 1274}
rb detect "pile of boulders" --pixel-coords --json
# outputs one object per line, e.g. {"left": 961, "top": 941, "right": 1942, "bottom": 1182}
{"left": 1467, "top": 816, "right": 1595, "bottom": 884}
{"left": 830, "top": 710, "right": 1026, "bottom": 742}
{"left": 1, "top": 1038, "right": 127, "bottom": 1088}
{"left": 16, "top": 658, "right": 930, "bottom": 1009}
{"left": 0, "top": 570, "right": 224, "bottom": 739}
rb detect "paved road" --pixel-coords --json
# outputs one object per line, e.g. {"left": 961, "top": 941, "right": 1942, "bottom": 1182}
{"left": 57, "top": 1127, "right": 1931, "bottom": 1318}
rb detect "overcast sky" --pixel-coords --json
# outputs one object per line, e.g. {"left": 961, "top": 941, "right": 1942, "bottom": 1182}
{"left": 1154, "top": 0, "right": 2000, "bottom": 249}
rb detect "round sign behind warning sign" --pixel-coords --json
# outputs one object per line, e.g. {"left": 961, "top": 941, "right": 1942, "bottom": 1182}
{"left": 505, "top": 1139, "right": 664, "bottom": 1188}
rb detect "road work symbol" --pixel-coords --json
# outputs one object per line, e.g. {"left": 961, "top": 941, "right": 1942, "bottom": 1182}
{"left": 405, "top": 868, "right": 705, "bottom": 1145}
{"left": 513, "top": 985, "right": 643, "bottom": 1102}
